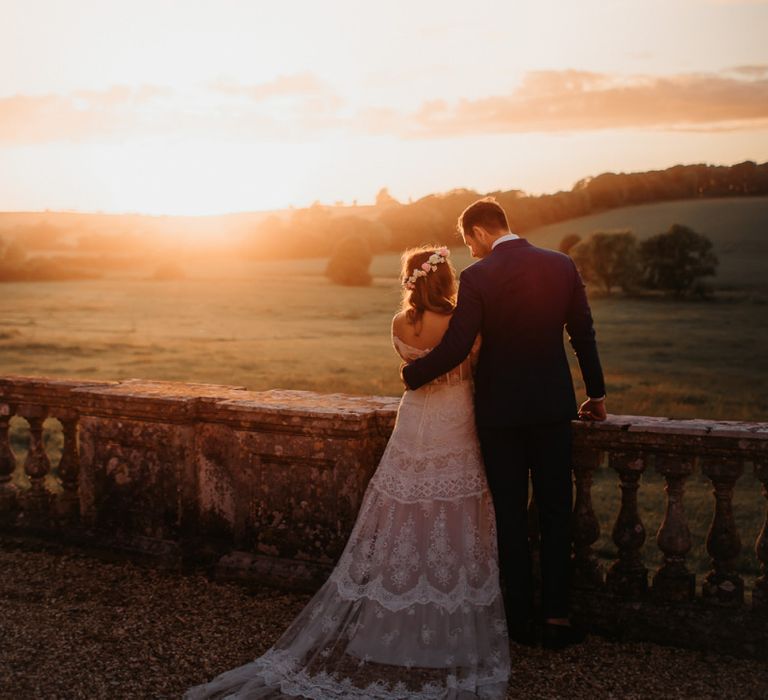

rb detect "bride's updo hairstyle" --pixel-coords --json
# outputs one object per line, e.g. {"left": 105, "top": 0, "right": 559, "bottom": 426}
{"left": 400, "top": 245, "right": 457, "bottom": 328}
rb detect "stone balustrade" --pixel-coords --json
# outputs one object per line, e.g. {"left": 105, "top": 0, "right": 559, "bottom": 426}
{"left": 1, "top": 375, "right": 767, "bottom": 658}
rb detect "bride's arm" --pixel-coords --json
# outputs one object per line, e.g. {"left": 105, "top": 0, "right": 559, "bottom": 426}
{"left": 391, "top": 314, "right": 409, "bottom": 376}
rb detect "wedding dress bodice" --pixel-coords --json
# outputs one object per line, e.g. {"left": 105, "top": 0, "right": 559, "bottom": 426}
{"left": 392, "top": 333, "right": 481, "bottom": 387}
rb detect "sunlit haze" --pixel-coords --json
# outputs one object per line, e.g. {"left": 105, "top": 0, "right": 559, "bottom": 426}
{"left": 2, "top": 0, "right": 768, "bottom": 215}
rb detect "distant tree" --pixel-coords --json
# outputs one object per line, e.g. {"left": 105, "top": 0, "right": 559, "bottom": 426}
{"left": 730, "top": 160, "right": 760, "bottom": 194}
{"left": 1, "top": 237, "right": 27, "bottom": 266}
{"left": 378, "top": 199, "right": 444, "bottom": 250}
{"left": 581, "top": 172, "right": 626, "bottom": 210}
{"left": 75, "top": 231, "right": 145, "bottom": 254}
{"left": 559, "top": 233, "right": 582, "bottom": 255}
{"left": 639, "top": 224, "right": 718, "bottom": 297}
{"left": 289, "top": 202, "right": 333, "bottom": 256}
{"left": 325, "top": 235, "right": 373, "bottom": 286}
{"left": 15, "top": 221, "right": 68, "bottom": 250}
{"left": 0, "top": 236, "right": 99, "bottom": 282}
{"left": 375, "top": 187, "right": 400, "bottom": 208}
{"left": 570, "top": 230, "right": 639, "bottom": 295}
{"left": 243, "top": 215, "right": 290, "bottom": 259}
{"left": 328, "top": 216, "right": 391, "bottom": 253}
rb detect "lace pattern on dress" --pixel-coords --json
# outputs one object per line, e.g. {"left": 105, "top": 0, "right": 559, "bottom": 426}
{"left": 252, "top": 647, "right": 511, "bottom": 699}
{"left": 182, "top": 330, "right": 509, "bottom": 700}
{"left": 368, "top": 442, "right": 488, "bottom": 502}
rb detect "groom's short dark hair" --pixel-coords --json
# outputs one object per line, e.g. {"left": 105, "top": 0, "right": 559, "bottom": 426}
{"left": 458, "top": 197, "right": 510, "bottom": 237}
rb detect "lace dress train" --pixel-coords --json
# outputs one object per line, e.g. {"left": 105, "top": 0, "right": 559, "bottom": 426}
{"left": 182, "top": 336, "right": 510, "bottom": 699}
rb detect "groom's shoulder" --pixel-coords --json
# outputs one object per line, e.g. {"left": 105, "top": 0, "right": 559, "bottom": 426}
{"left": 525, "top": 241, "right": 576, "bottom": 268}
{"left": 459, "top": 257, "right": 499, "bottom": 287}
{"left": 521, "top": 239, "right": 567, "bottom": 257}
{"left": 458, "top": 257, "right": 486, "bottom": 279}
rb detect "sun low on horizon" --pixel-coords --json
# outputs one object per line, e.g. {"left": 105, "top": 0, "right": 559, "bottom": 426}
{"left": 2, "top": 0, "right": 768, "bottom": 216}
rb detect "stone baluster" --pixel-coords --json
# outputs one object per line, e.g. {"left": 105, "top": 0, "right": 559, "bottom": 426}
{"left": 571, "top": 447, "right": 604, "bottom": 589}
{"left": 0, "top": 402, "right": 18, "bottom": 521}
{"left": 20, "top": 407, "right": 53, "bottom": 527}
{"left": 652, "top": 453, "right": 695, "bottom": 601}
{"left": 751, "top": 458, "right": 768, "bottom": 611}
{"left": 54, "top": 411, "right": 81, "bottom": 524}
{"left": 701, "top": 455, "right": 744, "bottom": 605}
{"left": 606, "top": 451, "right": 648, "bottom": 597}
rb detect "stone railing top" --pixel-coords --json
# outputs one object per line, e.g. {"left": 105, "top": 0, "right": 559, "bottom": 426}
{"left": 0, "top": 375, "right": 115, "bottom": 413}
{"left": 207, "top": 389, "right": 400, "bottom": 435}
{"left": 0, "top": 375, "right": 401, "bottom": 435}
{"left": 574, "top": 414, "right": 768, "bottom": 459}
{"left": 1, "top": 374, "right": 766, "bottom": 452}
{"left": 217, "top": 389, "right": 400, "bottom": 415}
{"left": 576, "top": 414, "right": 768, "bottom": 437}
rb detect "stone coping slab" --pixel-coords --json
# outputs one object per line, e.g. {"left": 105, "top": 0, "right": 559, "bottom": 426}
{"left": 574, "top": 414, "right": 768, "bottom": 457}
{"left": 1, "top": 376, "right": 765, "bottom": 451}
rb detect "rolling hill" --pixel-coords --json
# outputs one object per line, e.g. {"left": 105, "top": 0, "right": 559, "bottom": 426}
{"left": 526, "top": 196, "right": 768, "bottom": 289}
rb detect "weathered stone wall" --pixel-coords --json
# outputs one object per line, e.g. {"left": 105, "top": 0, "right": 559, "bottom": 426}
{"left": 1, "top": 375, "right": 767, "bottom": 659}
{"left": 0, "top": 376, "right": 398, "bottom": 589}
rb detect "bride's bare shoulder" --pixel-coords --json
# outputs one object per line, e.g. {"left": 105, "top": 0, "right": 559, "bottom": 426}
{"left": 391, "top": 311, "right": 407, "bottom": 333}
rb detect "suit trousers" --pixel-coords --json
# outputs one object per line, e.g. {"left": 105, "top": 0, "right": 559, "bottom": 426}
{"left": 477, "top": 420, "right": 574, "bottom": 622}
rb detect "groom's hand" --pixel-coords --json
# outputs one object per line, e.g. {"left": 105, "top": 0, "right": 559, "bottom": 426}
{"left": 578, "top": 397, "right": 607, "bottom": 421}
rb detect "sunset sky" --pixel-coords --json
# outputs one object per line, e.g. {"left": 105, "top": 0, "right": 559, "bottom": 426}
{"left": 2, "top": 0, "right": 768, "bottom": 215}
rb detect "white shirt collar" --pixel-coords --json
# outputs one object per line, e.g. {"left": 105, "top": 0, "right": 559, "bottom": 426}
{"left": 491, "top": 231, "right": 520, "bottom": 249}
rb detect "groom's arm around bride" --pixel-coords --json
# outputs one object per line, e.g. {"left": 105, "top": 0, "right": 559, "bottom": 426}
{"left": 401, "top": 222, "right": 607, "bottom": 425}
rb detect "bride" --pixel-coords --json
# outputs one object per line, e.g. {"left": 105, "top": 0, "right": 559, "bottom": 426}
{"left": 183, "top": 245, "right": 511, "bottom": 699}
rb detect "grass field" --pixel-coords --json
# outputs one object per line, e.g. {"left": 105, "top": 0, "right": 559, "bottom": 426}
{"left": 2, "top": 247, "right": 766, "bottom": 421}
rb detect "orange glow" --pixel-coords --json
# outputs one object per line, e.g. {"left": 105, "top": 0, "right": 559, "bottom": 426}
{"left": 1, "top": 0, "right": 767, "bottom": 215}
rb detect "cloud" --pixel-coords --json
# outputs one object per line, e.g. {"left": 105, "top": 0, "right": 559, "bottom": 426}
{"left": 70, "top": 84, "right": 173, "bottom": 105}
{"left": 365, "top": 69, "right": 768, "bottom": 138}
{"left": 0, "top": 84, "right": 174, "bottom": 144}
{"left": 1, "top": 68, "right": 766, "bottom": 145}
{"left": 207, "top": 73, "right": 331, "bottom": 101}
{"left": 726, "top": 64, "right": 768, "bottom": 78}
{"left": 0, "top": 75, "right": 344, "bottom": 145}
{"left": 207, "top": 73, "right": 345, "bottom": 122}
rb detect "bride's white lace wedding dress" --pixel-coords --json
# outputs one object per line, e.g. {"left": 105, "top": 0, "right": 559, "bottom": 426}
{"left": 183, "top": 333, "right": 511, "bottom": 699}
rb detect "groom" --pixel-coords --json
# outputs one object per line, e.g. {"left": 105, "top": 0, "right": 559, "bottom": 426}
{"left": 401, "top": 197, "right": 607, "bottom": 650}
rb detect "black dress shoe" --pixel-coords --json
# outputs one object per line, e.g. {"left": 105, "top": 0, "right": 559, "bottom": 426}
{"left": 507, "top": 618, "right": 539, "bottom": 647}
{"left": 540, "top": 621, "right": 587, "bottom": 650}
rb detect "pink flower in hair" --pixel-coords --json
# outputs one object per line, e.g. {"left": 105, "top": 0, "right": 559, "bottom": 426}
{"left": 421, "top": 262, "right": 431, "bottom": 272}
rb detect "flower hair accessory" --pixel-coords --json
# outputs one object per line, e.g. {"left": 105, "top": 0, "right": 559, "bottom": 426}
{"left": 403, "top": 247, "right": 450, "bottom": 290}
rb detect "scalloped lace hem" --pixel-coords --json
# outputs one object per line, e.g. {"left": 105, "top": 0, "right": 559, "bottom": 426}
{"left": 229, "top": 649, "right": 509, "bottom": 699}
{"left": 329, "top": 563, "right": 501, "bottom": 613}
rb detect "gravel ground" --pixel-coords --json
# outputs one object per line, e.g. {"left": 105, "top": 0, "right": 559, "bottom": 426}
{"left": 1, "top": 537, "right": 767, "bottom": 700}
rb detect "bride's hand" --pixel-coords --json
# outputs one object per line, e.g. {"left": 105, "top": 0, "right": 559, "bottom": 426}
{"left": 578, "top": 397, "right": 607, "bottom": 421}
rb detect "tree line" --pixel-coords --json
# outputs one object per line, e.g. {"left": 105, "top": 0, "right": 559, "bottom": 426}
{"left": 241, "top": 160, "right": 768, "bottom": 267}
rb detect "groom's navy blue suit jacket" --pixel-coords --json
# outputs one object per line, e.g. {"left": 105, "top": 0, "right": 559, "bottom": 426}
{"left": 402, "top": 238, "right": 605, "bottom": 427}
